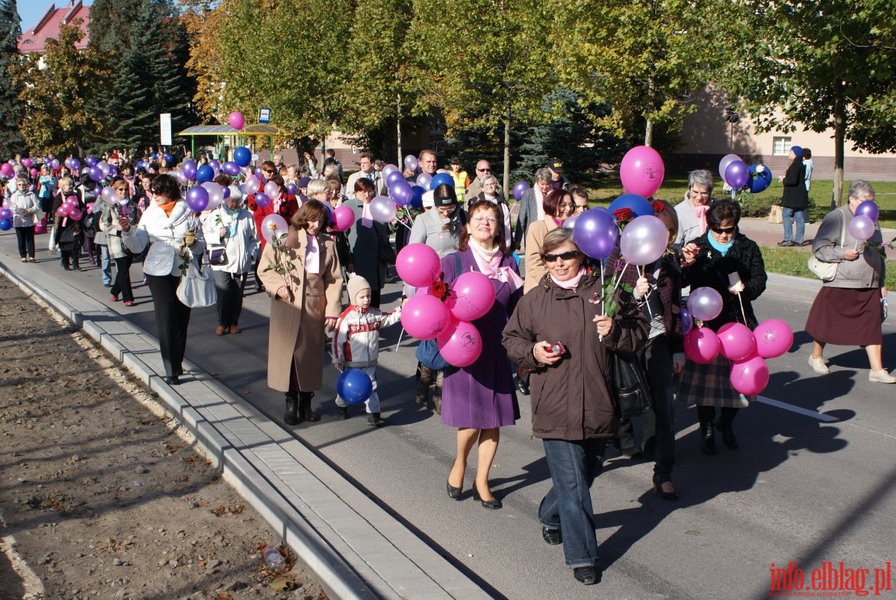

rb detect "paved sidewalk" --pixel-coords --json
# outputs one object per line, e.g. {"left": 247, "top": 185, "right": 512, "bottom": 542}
{"left": 0, "top": 245, "right": 489, "bottom": 600}
{"left": 737, "top": 216, "right": 896, "bottom": 259}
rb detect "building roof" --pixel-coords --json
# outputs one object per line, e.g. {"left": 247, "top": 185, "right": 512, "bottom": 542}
{"left": 18, "top": 1, "right": 91, "bottom": 55}
{"left": 178, "top": 124, "right": 285, "bottom": 137}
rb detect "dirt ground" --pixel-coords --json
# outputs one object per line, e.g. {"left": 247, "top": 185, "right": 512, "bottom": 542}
{"left": 0, "top": 275, "right": 326, "bottom": 600}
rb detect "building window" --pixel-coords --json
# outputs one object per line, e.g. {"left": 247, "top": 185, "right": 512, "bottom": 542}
{"left": 773, "top": 137, "right": 792, "bottom": 156}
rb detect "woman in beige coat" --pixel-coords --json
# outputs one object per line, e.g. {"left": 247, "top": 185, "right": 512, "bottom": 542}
{"left": 258, "top": 199, "right": 344, "bottom": 425}
{"left": 523, "top": 189, "right": 576, "bottom": 293}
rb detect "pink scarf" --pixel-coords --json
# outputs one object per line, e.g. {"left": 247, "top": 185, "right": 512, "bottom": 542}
{"left": 694, "top": 204, "right": 709, "bottom": 235}
{"left": 305, "top": 234, "right": 320, "bottom": 274}
{"left": 551, "top": 267, "right": 586, "bottom": 290}
{"left": 469, "top": 239, "right": 523, "bottom": 292}
{"left": 361, "top": 202, "right": 373, "bottom": 228}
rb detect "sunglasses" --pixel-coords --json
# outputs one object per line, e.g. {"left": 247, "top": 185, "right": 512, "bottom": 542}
{"left": 542, "top": 250, "right": 580, "bottom": 263}
{"left": 711, "top": 226, "right": 736, "bottom": 234}
{"left": 477, "top": 168, "right": 491, "bottom": 173}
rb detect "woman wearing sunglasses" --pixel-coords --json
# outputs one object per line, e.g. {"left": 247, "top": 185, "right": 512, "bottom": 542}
{"left": 679, "top": 200, "right": 767, "bottom": 454}
{"left": 502, "top": 227, "right": 647, "bottom": 586}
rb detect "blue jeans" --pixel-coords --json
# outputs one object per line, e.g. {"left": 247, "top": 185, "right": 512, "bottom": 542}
{"left": 98, "top": 244, "right": 112, "bottom": 285}
{"left": 782, "top": 207, "right": 807, "bottom": 244}
{"left": 539, "top": 438, "right": 607, "bottom": 568}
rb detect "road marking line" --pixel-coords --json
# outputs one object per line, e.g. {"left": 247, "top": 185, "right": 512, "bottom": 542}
{"left": 755, "top": 395, "right": 839, "bottom": 422}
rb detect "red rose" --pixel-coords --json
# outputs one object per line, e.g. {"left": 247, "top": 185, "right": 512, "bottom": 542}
{"left": 613, "top": 207, "right": 634, "bottom": 223}
{"left": 652, "top": 201, "right": 665, "bottom": 213}
{"left": 430, "top": 280, "right": 449, "bottom": 300}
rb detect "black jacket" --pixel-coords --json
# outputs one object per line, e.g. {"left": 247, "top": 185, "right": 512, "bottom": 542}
{"left": 781, "top": 159, "right": 808, "bottom": 210}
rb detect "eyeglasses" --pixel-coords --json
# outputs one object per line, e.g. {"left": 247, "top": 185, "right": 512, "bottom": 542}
{"left": 711, "top": 226, "right": 736, "bottom": 234}
{"left": 262, "top": 169, "right": 274, "bottom": 174}
{"left": 471, "top": 216, "right": 498, "bottom": 224}
{"left": 542, "top": 250, "right": 579, "bottom": 262}
{"left": 477, "top": 168, "right": 491, "bottom": 173}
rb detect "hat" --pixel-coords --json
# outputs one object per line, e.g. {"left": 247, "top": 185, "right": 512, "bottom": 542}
{"left": 790, "top": 146, "right": 804, "bottom": 159}
{"left": 347, "top": 274, "right": 371, "bottom": 305}
{"left": 550, "top": 159, "right": 564, "bottom": 174}
{"left": 433, "top": 191, "right": 457, "bottom": 207}
{"left": 298, "top": 176, "right": 311, "bottom": 187}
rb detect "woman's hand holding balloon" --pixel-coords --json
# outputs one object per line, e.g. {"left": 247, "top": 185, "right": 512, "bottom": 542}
{"left": 728, "top": 280, "right": 745, "bottom": 295}
{"left": 593, "top": 314, "right": 614, "bottom": 337}
{"left": 681, "top": 242, "right": 699, "bottom": 264}
{"left": 844, "top": 248, "right": 859, "bottom": 261}
{"left": 633, "top": 276, "right": 650, "bottom": 300}
{"left": 533, "top": 341, "right": 562, "bottom": 365}
{"left": 118, "top": 215, "right": 131, "bottom": 232}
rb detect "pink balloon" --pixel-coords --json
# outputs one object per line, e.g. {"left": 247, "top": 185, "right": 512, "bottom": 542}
{"left": 619, "top": 215, "right": 669, "bottom": 266}
{"left": 245, "top": 175, "right": 261, "bottom": 195}
{"left": 688, "top": 287, "right": 724, "bottom": 322}
{"left": 22, "top": 158, "right": 33, "bottom": 168}
{"left": 730, "top": 354, "right": 770, "bottom": 396}
{"left": 447, "top": 271, "right": 496, "bottom": 321}
{"left": 228, "top": 111, "right": 245, "bottom": 130}
{"left": 717, "top": 322, "right": 757, "bottom": 361}
{"left": 684, "top": 327, "right": 721, "bottom": 364}
{"left": 34, "top": 218, "right": 47, "bottom": 234}
{"left": 396, "top": 243, "right": 441, "bottom": 287}
{"left": 264, "top": 181, "right": 279, "bottom": 199}
{"left": 718, "top": 153, "right": 741, "bottom": 180}
{"left": 619, "top": 145, "right": 665, "bottom": 198}
{"left": 69, "top": 208, "right": 83, "bottom": 221}
{"left": 436, "top": 320, "right": 483, "bottom": 368}
{"left": 260, "top": 213, "right": 289, "bottom": 243}
{"left": 848, "top": 215, "right": 875, "bottom": 241}
{"left": 333, "top": 205, "right": 355, "bottom": 232}
{"left": 401, "top": 294, "right": 451, "bottom": 340}
{"left": 754, "top": 319, "right": 794, "bottom": 359}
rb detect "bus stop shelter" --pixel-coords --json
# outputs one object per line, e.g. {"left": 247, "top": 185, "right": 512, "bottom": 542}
{"left": 176, "top": 124, "right": 285, "bottom": 160}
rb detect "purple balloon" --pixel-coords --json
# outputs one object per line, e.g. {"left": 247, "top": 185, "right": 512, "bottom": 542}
{"left": 209, "top": 159, "right": 221, "bottom": 172}
{"left": 687, "top": 287, "right": 724, "bottom": 322}
{"left": 724, "top": 160, "right": 749, "bottom": 189}
{"left": 88, "top": 166, "right": 104, "bottom": 182}
{"left": 253, "top": 192, "right": 270, "bottom": 208}
{"left": 222, "top": 161, "right": 241, "bottom": 176}
{"left": 85, "top": 156, "right": 98, "bottom": 168}
{"left": 855, "top": 201, "right": 879, "bottom": 222}
{"left": 619, "top": 215, "right": 669, "bottom": 266}
{"left": 386, "top": 170, "right": 406, "bottom": 188}
{"left": 680, "top": 307, "right": 693, "bottom": 334}
{"left": 286, "top": 183, "right": 298, "bottom": 195}
{"left": 182, "top": 160, "right": 197, "bottom": 180}
{"left": 848, "top": 215, "right": 875, "bottom": 241}
{"left": 185, "top": 186, "right": 209, "bottom": 212}
{"left": 573, "top": 208, "right": 618, "bottom": 260}
{"left": 513, "top": 181, "right": 530, "bottom": 201}
{"left": 718, "top": 153, "right": 740, "bottom": 180}
{"left": 68, "top": 158, "right": 81, "bottom": 171}
{"left": 390, "top": 181, "right": 412, "bottom": 205}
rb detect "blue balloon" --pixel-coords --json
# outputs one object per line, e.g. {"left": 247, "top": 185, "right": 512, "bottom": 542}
{"left": 747, "top": 164, "right": 773, "bottom": 194}
{"left": 608, "top": 194, "right": 654, "bottom": 219}
{"left": 196, "top": 165, "right": 214, "bottom": 184}
{"left": 430, "top": 173, "right": 454, "bottom": 190}
{"left": 410, "top": 185, "right": 425, "bottom": 207}
{"left": 233, "top": 146, "right": 251, "bottom": 167}
{"left": 337, "top": 369, "right": 373, "bottom": 405}
{"left": 409, "top": 195, "right": 423, "bottom": 210}
{"left": 0, "top": 219, "right": 11, "bottom": 231}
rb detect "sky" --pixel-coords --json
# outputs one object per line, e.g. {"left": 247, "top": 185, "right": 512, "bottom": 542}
{"left": 18, "top": 1, "right": 93, "bottom": 32}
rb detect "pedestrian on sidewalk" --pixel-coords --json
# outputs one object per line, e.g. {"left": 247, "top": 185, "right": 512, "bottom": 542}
{"left": 6, "top": 175, "right": 42, "bottom": 262}
{"left": 101, "top": 177, "right": 140, "bottom": 306}
{"left": 258, "top": 199, "right": 343, "bottom": 425}
{"left": 331, "top": 275, "right": 402, "bottom": 426}
{"left": 778, "top": 145, "right": 809, "bottom": 247}
{"left": 805, "top": 181, "right": 894, "bottom": 384}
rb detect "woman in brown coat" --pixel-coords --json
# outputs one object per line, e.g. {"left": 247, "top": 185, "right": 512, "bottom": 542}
{"left": 502, "top": 227, "right": 647, "bottom": 586}
{"left": 258, "top": 199, "right": 344, "bottom": 425}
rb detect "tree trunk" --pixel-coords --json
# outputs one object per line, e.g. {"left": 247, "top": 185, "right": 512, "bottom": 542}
{"left": 502, "top": 115, "right": 510, "bottom": 193}
{"left": 832, "top": 82, "right": 845, "bottom": 208}
{"left": 644, "top": 118, "right": 654, "bottom": 147}
{"left": 396, "top": 93, "right": 403, "bottom": 166}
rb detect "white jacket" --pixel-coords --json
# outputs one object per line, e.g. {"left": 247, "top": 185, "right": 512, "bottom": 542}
{"left": 201, "top": 206, "right": 259, "bottom": 274}
{"left": 5, "top": 191, "right": 41, "bottom": 228}
{"left": 331, "top": 305, "right": 402, "bottom": 368}
{"left": 122, "top": 200, "right": 205, "bottom": 277}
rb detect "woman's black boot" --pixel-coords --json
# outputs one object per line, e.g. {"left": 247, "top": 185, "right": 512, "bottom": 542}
{"left": 718, "top": 408, "right": 739, "bottom": 449}
{"left": 299, "top": 392, "right": 319, "bottom": 422}
{"left": 284, "top": 393, "right": 299, "bottom": 426}
{"left": 700, "top": 423, "right": 717, "bottom": 455}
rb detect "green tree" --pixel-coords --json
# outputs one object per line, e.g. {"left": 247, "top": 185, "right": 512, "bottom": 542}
{"left": 0, "top": 0, "right": 24, "bottom": 156}
{"left": 89, "top": 0, "right": 197, "bottom": 153}
{"left": 14, "top": 21, "right": 108, "bottom": 157}
{"left": 722, "top": 0, "right": 896, "bottom": 205}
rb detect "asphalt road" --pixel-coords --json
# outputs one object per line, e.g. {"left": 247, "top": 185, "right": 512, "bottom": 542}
{"left": 2, "top": 229, "right": 894, "bottom": 600}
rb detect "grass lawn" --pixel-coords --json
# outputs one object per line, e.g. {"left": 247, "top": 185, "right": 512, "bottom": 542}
{"left": 760, "top": 246, "right": 896, "bottom": 289}
{"left": 586, "top": 178, "right": 896, "bottom": 229}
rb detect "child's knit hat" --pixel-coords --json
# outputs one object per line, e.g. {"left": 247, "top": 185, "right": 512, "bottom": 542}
{"left": 347, "top": 274, "right": 371, "bottom": 305}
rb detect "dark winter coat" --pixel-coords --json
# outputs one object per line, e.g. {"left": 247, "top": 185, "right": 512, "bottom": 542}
{"left": 781, "top": 159, "right": 809, "bottom": 210}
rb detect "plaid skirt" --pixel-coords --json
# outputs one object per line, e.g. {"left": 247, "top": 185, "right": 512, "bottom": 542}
{"left": 677, "top": 355, "right": 751, "bottom": 409}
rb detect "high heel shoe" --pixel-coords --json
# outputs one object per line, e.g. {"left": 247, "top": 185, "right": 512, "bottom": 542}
{"left": 652, "top": 473, "right": 679, "bottom": 501}
{"left": 472, "top": 484, "right": 502, "bottom": 510}
{"left": 446, "top": 480, "right": 462, "bottom": 500}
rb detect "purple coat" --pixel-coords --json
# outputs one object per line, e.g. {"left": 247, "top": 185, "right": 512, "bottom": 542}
{"left": 440, "top": 249, "right": 522, "bottom": 429}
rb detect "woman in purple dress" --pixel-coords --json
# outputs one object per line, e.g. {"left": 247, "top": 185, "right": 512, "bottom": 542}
{"left": 442, "top": 200, "right": 523, "bottom": 509}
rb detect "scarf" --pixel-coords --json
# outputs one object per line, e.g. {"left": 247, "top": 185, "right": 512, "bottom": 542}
{"left": 361, "top": 201, "right": 373, "bottom": 227}
{"left": 222, "top": 204, "right": 240, "bottom": 239}
{"left": 159, "top": 199, "right": 177, "bottom": 217}
{"left": 708, "top": 234, "right": 734, "bottom": 256}
{"left": 468, "top": 238, "right": 523, "bottom": 291}
{"left": 694, "top": 204, "right": 709, "bottom": 235}
{"left": 305, "top": 233, "right": 320, "bottom": 274}
{"left": 550, "top": 267, "right": 586, "bottom": 290}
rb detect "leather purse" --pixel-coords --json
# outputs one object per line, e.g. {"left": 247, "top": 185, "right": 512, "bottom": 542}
{"left": 611, "top": 351, "right": 652, "bottom": 418}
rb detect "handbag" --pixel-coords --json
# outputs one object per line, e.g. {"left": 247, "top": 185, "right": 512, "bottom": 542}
{"left": 415, "top": 338, "right": 449, "bottom": 371}
{"left": 611, "top": 351, "right": 652, "bottom": 418}
{"left": 176, "top": 261, "right": 218, "bottom": 308}
{"left": 807, "top": 211, "right": 847, "bottom": 282}
{"left": 208, "top": 247, "right": 228, "bottom": 266}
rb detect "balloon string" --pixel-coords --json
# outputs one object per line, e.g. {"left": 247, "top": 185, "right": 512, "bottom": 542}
{"left": 613, "top": 261, "right": 628, "bottom": 292}
{"left": 737, "top": 291, "right": 747, "bottom": 324}
{"left": 639, "top": 265, "right": 655, "bottom": 321}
